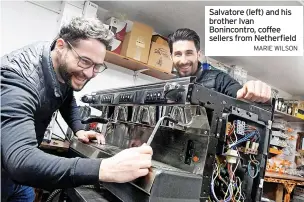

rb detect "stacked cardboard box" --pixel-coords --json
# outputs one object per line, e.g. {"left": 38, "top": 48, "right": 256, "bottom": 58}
{"left": 147, "top": 35, "right": 173, "bottom": 74}
{"left": 117, "top": 20, "right": 173, "bottom": 74}
{"left": 121, "top": 21, "right": 153, "bottom": 63}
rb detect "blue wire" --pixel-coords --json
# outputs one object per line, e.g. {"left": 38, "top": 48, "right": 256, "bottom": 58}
{"left": 248, "top": 161, "right": 260, "bottom": 178}
{"left": 229, "top": 131, "right": 256, "bottom": 148}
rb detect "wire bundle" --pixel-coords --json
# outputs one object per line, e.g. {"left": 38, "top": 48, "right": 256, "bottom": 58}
{"left": 211, "top": 156, "right": 245, "bottom": 202}
{"left": 211, "top": 159, "right": 234, "bottom": 202}
{"left": 228, "top": 131, "right": 257, "bottom": 149}
{"left": 210, "top": 121, "right": 261, "bottom": 201}
{"left": 247, "top": 155, "right": 260, "bottom": 178}
{"left": 227, "top": 122, "right": 260, "bottom": 149}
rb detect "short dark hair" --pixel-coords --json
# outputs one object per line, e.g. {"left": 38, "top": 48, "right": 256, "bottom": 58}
{"left": 57, "top": 17, "right": 113, "bottom": 50}
{"left": 168, "top": 28, "right": 200, "bottom": 54}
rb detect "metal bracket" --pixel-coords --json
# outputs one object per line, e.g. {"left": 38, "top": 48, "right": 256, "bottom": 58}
{"left": 231, "top": 106, "right": 259, "bottom": 122}
{"left": 267, "top": 120, "right": 273, "bottom": 130}
{"left": 133, "top": 69, "right": 148, "bottom": 77}
{"left": 133, "top": 69, "right": 149, "bottom": 85}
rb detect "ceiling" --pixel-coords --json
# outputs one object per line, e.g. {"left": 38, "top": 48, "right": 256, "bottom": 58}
{"left": 93, "top": 1, "right": 304, "bottom": 96}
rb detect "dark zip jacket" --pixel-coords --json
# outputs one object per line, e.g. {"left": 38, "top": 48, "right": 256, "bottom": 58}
{"left": 193, "top": 64, "right": 242, "bottom": 98}
{"left": 1, "top": 42, "right": 101, "bottom": 190}
{"left": 176, "top": 62, "right": 243, "bottom": 98}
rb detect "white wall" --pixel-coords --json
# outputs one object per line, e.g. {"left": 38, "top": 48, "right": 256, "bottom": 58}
{"left": 0, "top": 1, "right": 61, "bottom": 56}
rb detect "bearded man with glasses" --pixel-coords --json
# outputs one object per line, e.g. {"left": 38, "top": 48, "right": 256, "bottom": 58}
{"left": 1, "top": 17, "right": 153, "bottom": 201}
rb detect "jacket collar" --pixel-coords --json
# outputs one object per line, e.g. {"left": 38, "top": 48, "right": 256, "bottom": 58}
{"left": 193, "top": 61, "right": 204, "bottom": 82}
{"left": 41, "top": 41, "right": 62, "bottom": 98}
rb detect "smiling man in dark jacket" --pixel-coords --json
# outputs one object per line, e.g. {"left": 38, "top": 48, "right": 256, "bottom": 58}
{"left": 1, "top": 17, "right": 153, "bottom": 201}
{"left": 168, "top": 28, "right": 272, "bottom": 103}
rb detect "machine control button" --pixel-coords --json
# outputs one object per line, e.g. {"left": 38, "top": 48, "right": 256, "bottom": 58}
{"left": 192, "top": 156, "right": 199, "bottom": 162}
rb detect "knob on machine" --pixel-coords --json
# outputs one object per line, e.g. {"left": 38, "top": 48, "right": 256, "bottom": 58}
{"left": 164, "top": 82, "right": 185, "bottom": 102}
{"left": 81, "top": 95, "right": 95, "bottom": 103}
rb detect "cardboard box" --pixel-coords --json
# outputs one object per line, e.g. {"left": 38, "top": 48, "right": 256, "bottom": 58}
{"left": 152, "top": 35, "right": 169, "bottom": 46}
{"left": 108, "top": 38, "right": 122, "bottom": 54}
{"left": 106, "top": 17, "right": 127, "bottom": 41}
{"left": 292, "top": 101, "right": 304, "bottom": 116}
{"left": 147, "top": 42, "right": 173, "bottom": 73}
{"left": 121, "top": 22, "right": 153, "bottom": 63}
{"left": 298, "top": 101, "right": 304, "bottom": 109}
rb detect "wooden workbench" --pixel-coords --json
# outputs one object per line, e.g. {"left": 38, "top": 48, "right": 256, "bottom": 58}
{"left": 40, "top": 139, "right": 70, "bottom": 152}
{"left": 265, "top": 172, "right": 304, "bottom": 202}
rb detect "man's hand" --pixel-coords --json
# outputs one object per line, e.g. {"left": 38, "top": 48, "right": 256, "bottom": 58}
{"left": 76, "top": 130, "right": 105, "bottom": 144}
{"left": 99, "top": 144, "right": 153, "bottom": 183}
{"left": 236, "top": 80, "right": 271, "bottom": 103}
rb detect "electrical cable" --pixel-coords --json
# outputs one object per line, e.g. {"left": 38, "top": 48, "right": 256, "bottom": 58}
{"left": 213, "top": 121, "right": 260, "bottom": 201}
{"left": 55, "top": 118, "right": 71, "bottom": 142}
{"left": 228, "top": 131, "right": 257, "bottom": 148}
{"left": 247, "top": 159, "right": 260, "bottom": 178}
{"left": 51, "top": 133, "right": 65, "bottom": 141}
{"left": 211, "top": 162, "right": 233, "bottom": 202}
{"left": 46, "top": 189, "right": 62, "bottom": 202}
{"left": 234, "top": 177, "right": 244, "bottom": 202}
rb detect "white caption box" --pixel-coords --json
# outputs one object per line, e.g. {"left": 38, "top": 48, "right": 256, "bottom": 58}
{"left": 205, "top": 6, "right": 303, "bottom": 56}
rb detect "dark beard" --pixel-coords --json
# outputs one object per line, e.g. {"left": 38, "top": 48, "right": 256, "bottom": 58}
{"left": 176, "top": 63, "right": 194, "bottom": 77}
{"left": 58, "top": 64, "right": 90, "bottom": 92}
{"left": 58, "top": 64, "right": 73, "bottom": 87}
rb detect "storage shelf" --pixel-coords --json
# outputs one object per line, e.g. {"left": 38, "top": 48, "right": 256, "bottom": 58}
{"left": 269, "top": 148, "right": 283, "bottom": 155}
{"left": 271, "top": 133, "right": 289, "bottom": 139}
{"left": 274, "top": 110, "right": 304, "bottom": 123}
{"left": 271, "top": 126, "right": 286, "bottom": 131}
{"left": 104, "top": 51, "right": 175, "bottom": 80}
{"left": 269, "top": 142, "right": 287, "bottom": 148}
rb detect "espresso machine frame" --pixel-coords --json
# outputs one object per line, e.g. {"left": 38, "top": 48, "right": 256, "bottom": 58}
{"left": 69, "top": 77, "right": 273, "bottom": 202}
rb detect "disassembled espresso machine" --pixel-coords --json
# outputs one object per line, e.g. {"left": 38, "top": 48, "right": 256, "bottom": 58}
{"left": 68, "top": 77, "right": 273, "bottom": 202}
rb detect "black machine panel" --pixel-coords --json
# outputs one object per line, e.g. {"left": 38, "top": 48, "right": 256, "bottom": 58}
{"left": 70, "top": 77, "right": 273, "bottom": 202}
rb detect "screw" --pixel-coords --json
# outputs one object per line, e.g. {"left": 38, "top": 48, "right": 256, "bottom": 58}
{"left": 179, "top": 155, "right": 184, "bottom": 161}
{"left": 216, "top": 133, "right": 220, "bottom": 138}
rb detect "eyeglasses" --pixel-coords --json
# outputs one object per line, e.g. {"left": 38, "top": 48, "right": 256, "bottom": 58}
{"left": 66, "top": 41, "right": 107, "bottom": 73}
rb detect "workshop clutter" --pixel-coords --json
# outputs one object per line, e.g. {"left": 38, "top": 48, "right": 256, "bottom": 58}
{"left": 108, "top": 39, "right": 123, "bottom": 54}
{"left": 275, "top": 99, "right": 304, "bottom": 119}
{"left": 267, "top": 121, "right": 304, "bottom": 177}
{"left": 294, "top": 101, "right": 304, "bottom": 120}
{"left": 293, "top": 187, "right": 304, "bottom": 202}
{"left": 275, "top": 98, "right": 295, "bottom": 115}
{"left": 105, "top": 17, "right": 127, "bottom": 54}
{"left": 106, "top": 17, "right": 127, "bottom": 41}
{"left": 266, "top": 157, "right": 292, "bottom": 173}
{"left": 147, "top": 35, "right": 173, "bottom": 74}
{"left": 121, "top": 21, "right": 153, "bottom": 63}
{"left": 105, "top": 17, "right": 173, "bottom": 73}
{"left": 270, "top": 119, "right": 289, "bottom": 150}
